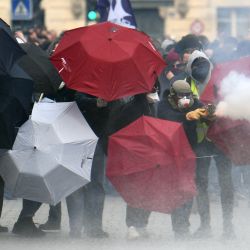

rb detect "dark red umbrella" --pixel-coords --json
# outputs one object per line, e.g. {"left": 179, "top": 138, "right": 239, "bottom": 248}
{"left": 201, "top": 56, "right": 250, "bottom": 104}
{"left": 106, "top": 116, "right": 196, "bottom": 213}
{"left": 50, "top": 22, "right": 166, "bottom": 101}
{"left": 201, "top": 56, "right": 250, "bottom": 165}
{"left": 207, "top": 118, "right": 250, "bottom": 165}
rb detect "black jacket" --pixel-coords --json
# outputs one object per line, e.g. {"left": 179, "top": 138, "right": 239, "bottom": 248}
{"left": 74, "top": 92, "right": 109, "bottom": 138}
{"left": 157, "top": 92, "right": 202, "bottom": 148}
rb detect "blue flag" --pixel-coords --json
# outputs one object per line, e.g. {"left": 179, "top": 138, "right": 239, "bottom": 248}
{"left": 97, "top": 0, "right": 137, "bottom": 29}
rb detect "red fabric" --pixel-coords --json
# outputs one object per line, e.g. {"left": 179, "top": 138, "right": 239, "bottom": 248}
{"left": 208, "top": 118, "right": 250, "bottom": 165}
{"left": 50, "top": 22, "right": 166, "bottom": 101}
{"left": 201, "top": 56, "right": 250, "bottom": 104}
{"left": 201, "top": 56, "right": 250, "bottom": 165}
{"left": 106, "top": 116, "right": 196, "bottom": 213}
{"left": 166, "top": 48, "right": 180, "bottom": 64}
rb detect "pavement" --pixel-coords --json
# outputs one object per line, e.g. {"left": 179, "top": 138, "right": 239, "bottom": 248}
{"left": 1, "top": 196, "right": 250, "bottom": 250}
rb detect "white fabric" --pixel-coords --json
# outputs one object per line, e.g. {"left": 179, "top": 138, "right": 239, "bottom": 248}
{"left": 0, "top": 102, "right": 98, "bottom": 205}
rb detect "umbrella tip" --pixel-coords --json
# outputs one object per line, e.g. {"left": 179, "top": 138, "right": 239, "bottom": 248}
{"left": 33, "top": 146, "right": 37, "bottom": 150}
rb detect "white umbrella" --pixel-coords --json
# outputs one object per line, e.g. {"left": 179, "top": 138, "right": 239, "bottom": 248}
{"left": 0, "top": 101, "right": 98, "bottom": 205}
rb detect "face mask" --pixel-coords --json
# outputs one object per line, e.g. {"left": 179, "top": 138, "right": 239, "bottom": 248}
{"left": 177, "top": 96, "right": 194, "bottom": 109}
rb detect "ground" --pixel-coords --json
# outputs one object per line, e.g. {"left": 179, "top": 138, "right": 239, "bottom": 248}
{"left": 0, "top": 196, "right": 250, "bottom": 250}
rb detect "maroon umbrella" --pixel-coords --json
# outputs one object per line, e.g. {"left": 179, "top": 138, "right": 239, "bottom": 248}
{"left": 106, "top": 116, "right": 196, "bottom": 213}
{"left": 50, "top": 22, "right": 166, "bottom": 101}
{"left": 201, "top": 56, "right": 250, "bottom": 104}
{"left": 201, "top": 56, "right": 250, "bottom": 165}
{"left": 208, "top": 118, "right": 250, "bottom": 166}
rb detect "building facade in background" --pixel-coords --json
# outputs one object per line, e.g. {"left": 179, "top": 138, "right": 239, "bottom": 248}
{"left": 1, "top": 0, "right": 250, "bottom": 42}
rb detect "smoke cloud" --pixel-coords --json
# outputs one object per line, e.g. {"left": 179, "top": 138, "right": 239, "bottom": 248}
{"left": 216, "top": 71, "right": 250, "bottom": 121}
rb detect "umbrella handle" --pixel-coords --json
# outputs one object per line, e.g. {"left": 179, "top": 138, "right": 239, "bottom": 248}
{"left": 38, "top": 93, "right": 44, "bottom": 102}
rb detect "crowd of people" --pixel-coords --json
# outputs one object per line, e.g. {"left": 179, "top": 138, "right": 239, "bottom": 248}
{"left": 1, "top": 19, "right": 250, "bottom": 241}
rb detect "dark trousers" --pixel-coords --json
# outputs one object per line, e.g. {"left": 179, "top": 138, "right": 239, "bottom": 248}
{"left": 171, "top": 200, "right": 193, "bottom": 233}
{"left": 83, "top": 140, "right": 106, "bottom": 231}
{"left": 126, "top": 201, "right": 193, "bottom": 234}
{"left": 126, "top": 206, "right": 150, "bottom": 228}
{"left": 18, "top": 191, "right": 84, "bottom": 233}
{"left": 195, "top": 141, "right": 234, "bottom": 228}
{"left": 0, "top": 176, "right": 4, "bottom": 218}
{"left": 47, "top": 203, "right": 61, "bottom": 225}
{"left": 18, "top": 199, "right": 42, "bottom": 219}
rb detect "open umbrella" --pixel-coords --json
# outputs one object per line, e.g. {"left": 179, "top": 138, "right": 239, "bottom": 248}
{"left": 201, "top": 56, "right": 250, "bottom": 165}
{"left": 0, "top": 67, "right": 33, "bottom": 148}
{"left": 18, "top": 43, "right": 62, "bottom": 95}
{"left": 106, "top": 116, "right": 196, "bottom": 213}
{"left": 50, "top": 22, "right": 166, "bottom": 101}
{"left": 0, "top": 102, "right": 98, "bottom": 205}
{"left": 0, "top": 18, "right": 12, "bottom": 36}
{"left": 0, "top": 28, "right": 26, "bottom": 75}
{"left": 207, "top": 118, "right": 250, "bottom": 166}
{"left": 201, "top": 56, "right": 250, "bottom": 104}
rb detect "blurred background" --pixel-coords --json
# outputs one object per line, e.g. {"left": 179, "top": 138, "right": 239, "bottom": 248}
{"left": 1, "top": 0, "right": 250, "bottom": 44}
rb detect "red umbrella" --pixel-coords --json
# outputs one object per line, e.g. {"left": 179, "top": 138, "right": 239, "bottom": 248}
{"left": 50, "top": 22, "right": 166, "bottom": 101}
{"left": 208, "top": 118, "right": 250, "bottom": 165}
{"left": 201, "top": 56, "right": 250, "bottom": 165}
{"left": 201, "top": 56, "right": 250, "bottom": 104}
{"left": 106, "top": 116, "right": 196, "bottom": 213}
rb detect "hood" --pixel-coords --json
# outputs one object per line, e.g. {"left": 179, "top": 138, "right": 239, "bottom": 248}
{"left": 186, "top": 50, "right": 213, "bottom": 85}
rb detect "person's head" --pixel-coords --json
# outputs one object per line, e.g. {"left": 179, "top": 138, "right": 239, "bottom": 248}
{"left": 186, "top": 50, "right": 213, "bottom": 88}
{"left": 175, "top": 34, "right": 203, "bottom": 63}
{"left": 198, "top": 35, "right": 210, "bottom": 50}
{"left": 169, "top": 80, "right": 194, "bottom": 110}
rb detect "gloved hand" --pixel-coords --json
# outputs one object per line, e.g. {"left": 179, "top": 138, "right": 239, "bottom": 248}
{"left": 198, "top": 108, "right": 209, "bottom": 118}
{"left": 186, "top": 108, "right": 207, "bottom": 121}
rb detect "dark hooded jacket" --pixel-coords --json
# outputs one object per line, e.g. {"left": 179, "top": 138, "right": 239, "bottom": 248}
{"left": 157, "top": 90, "right": 203, "bottom": 148}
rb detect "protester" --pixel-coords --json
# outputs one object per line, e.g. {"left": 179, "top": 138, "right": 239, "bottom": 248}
{"left": 158, "top": 80, "right": 210, "bottom": 239}
{"left": 74, "top": 92, "right": 109, "bottom": 238}
{"left": 124, "top": 79, "right": 211, "bottom": 239}
{"left": 39, "top": 93, "right": 109, "bottom": 239}
{"left": 102, "top": 91, "right": 156, "bottom": 240}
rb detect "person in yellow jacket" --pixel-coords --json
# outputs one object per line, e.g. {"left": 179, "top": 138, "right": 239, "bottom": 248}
{"left": 167, "top": 43, "right": 234, "bottom": 239}
{"left": 184, "top": 53, "right": 235, "bottom": 239}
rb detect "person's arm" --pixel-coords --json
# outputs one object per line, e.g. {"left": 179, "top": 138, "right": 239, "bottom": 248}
{"left": 74, "top": 92, "right": 97, "bottom": 110}
{"left": 157, "top": 100, "right": 187, "bottom": 122}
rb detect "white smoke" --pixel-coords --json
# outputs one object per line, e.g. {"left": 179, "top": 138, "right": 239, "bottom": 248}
{"left": 216, "top": 71, "right": 250, "bottom": 121}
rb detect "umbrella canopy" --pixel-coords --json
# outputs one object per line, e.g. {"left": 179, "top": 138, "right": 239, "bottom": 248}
{"left": 50, "top": 22, "right": 166, "bottom": 101}
{"left": 0, "top": 102, "right": 98, "bottom": 205}
{"left": 0, "top": 18, "right": 12, "bottom": 36}
{"left": 18, "top": 43, "right": 62, "bottom": 95}
{"left": 208, "top": 118, "right": 250, "bottom": 166}
{"left": 0, "top": 28, "right": 26, "bottom": 75}
{"left": 106, "top": 116, "right": 196, "bottom": 213}
{"left": 201, "top": 56, "right": 250, "bottom": 165}
{"left": 0, "top": 72, "right": 33, "bottom": 149}
{"left": 201, "top": 56, "right": 250, "bottom": 104}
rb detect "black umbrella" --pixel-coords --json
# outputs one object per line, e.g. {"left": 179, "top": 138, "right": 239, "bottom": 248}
{"left": 0, "top": 18, "right": 12, "bottom": 36}
{"left": 0, "top": 72, "right": 34, "bottom": 149}
{"left": 18, "top": 43, "right": 62, "bottom": 95}
{"left": 0, "top": 28, "right": 26, "bottom": 75}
